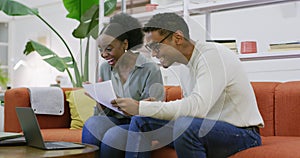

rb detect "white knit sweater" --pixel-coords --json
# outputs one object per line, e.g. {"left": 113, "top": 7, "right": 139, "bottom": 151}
{"left": 139, "top": 41, "right": 264, "bottom": 127}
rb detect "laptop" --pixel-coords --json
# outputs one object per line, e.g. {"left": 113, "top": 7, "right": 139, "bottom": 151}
{"left": 15, "top": 107, "right": 85, "bottom": 150}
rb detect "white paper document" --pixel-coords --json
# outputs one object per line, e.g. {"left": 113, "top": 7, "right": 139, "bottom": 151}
{"left": 83, "top": 80, "right": 124, "bottom": 115}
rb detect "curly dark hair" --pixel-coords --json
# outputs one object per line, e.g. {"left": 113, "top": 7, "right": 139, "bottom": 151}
{"left": 108, "top": 13, "right": 144, "bottom": 50}
{"left": 143, "top": 13, "right": 190, "bottom": 40}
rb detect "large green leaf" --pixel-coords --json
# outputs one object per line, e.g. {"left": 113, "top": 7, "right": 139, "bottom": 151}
{"left": 72, "top": 0, "right": 117, "bottom": 39}
{"left": 1, "top": 0, "right": 81, "bottom": 87}
{"left": 24, "top": 40, "right": 73, "bottom": 72}
{"left": 72, "top": 5, "right": 99, "bottom": 39}
{"left": 0, "top": 0, "right": 38, "bottom": 16}
{"left": 104, "top": 0, "right": 117, "bottom": 16}
{"left": 63, "top": 0, "right": 99, "bottom": 21}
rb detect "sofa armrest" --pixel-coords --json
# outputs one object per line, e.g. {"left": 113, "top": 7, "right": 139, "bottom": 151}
{"left": 4, "top": 88, "right": 30, "bottom": 132}
{"left": 4, "top": 87, "right": 75, "bottom": 132}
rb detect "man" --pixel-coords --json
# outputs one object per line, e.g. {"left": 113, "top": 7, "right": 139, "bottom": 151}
{"left": 112, "top": 13, "right": 264, "bottom": 158}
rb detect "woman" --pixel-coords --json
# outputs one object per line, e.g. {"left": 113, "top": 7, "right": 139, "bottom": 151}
{"left": 82, "top": 13, "right": 163, "bottom": 157}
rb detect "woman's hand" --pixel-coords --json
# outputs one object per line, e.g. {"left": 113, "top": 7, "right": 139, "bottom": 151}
{"left": 83, "top": 81, "right": 92, "bottom": 99}
{"left": 111, "top": 98, "right": 139, "bottom": 116}
{"left": 96, "top": 102, "right": 106, "bottom": 111}
{"left": 83, "top": 79, "right": 106, "bottom": 110}
{"left": 83, "top": 81, "right": 92, "bottom": 84}
{"left": 84, "top": 92, "right": 93, "bottom": 99}
{"left": 142, "top": 97, "right": 156, "bottom": 102}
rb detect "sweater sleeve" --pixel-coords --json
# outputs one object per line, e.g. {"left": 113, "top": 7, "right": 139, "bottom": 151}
{"left": 139, "top": 43, "right": 229, "bottom": 120}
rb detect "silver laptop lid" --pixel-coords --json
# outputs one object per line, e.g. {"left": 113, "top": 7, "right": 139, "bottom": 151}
{"left": 15, "top": 107, "right": 47, "bottom": 149}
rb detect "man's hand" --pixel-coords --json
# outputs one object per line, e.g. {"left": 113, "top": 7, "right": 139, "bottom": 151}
{"left": 111, "top": 98, "right": 139, "bottom": 116}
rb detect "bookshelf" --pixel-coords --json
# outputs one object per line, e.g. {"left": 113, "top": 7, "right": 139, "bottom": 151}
{"left": 239, "top": 51, "right": 300, "bottom": 61}
{"left": 188, "top": 0, "right": 299, "bottom": 14}
{"left": 131, "top": 0, "right": 300, "bottom": 32}
{"left": 128, "top": 0, "right": 300, "bottom": 61}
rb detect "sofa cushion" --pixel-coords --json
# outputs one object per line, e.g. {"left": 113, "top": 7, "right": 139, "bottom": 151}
{"left": 65, "top": 89, "right": 96, "bottom": 129}
{"left": 41, "top": 128, "right": 82, "bottom": 143}
{"left": 251, "top": 82, "right": 279, "bottom": 136}
{"left": 152, "top": 146, "right": 177, "bottom": 158}
{"left": 275, "top": 81, "right": 300, "bottom": 136}
{"left": 230, "top": 136, "right": 300, "bottom": 158}
{"left": 164, "top": 86, "right": 182, "bottom": 101}
{"left": 4, "top": 88, "right": 74, "bottom": 132}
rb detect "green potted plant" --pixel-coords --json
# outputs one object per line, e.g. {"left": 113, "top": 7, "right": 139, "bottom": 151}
{"left": 0, "top": 67, "right": 8, "bottom": 89}
{"left": 0, "top": 0, "right": 116, "bottom": 87}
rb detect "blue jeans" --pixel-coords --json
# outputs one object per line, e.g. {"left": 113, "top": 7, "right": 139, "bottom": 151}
{"left": 82, "top": 116, "right": 130, "bottom": 157}
{"left": 125, "top": 116, "right": 174, "bottom": 158}
{"left": 125, "top": 116, "right": 261, "bottom": 158}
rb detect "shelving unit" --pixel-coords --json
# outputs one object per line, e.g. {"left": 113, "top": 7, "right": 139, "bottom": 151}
{"left": 131, "top": 0, "right": 300, "bottom": 28}
{"left": 0, "top": 22, "right": 9, "bottom": 90}
{"left": 239, "top": 51, "right": 300, "bottom": 61}
{"left": 188, "top": 0, "right": 299, "bottom": 14}
{"left": 129, "top": 0, "right": 300, "bottom": 61}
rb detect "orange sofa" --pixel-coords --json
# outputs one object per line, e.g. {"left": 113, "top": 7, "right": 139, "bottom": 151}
{"left": 4, "top": 81, "right": 300, "bottom": 157}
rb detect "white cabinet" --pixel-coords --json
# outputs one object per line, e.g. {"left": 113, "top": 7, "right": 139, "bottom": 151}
{"left": 0, "top": 22, "right": 9, "bottom": 89}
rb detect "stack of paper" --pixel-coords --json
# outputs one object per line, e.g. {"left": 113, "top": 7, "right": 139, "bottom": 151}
{"left": 83, "top": 80, "right": 124, "bottom": 115}
{"left": 0, "top": 132, "right": 23, "bottom": 141}
{"left": 0, "top": 132, "right": 26, "bottom": 145}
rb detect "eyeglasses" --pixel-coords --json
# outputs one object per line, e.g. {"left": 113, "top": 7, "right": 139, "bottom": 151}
{"left": 145, "top": 32, "right": 173, "bottom": 53}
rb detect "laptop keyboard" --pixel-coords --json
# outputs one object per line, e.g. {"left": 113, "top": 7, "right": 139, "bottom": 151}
{"left": 45, "top": 142, "right": 69, "bottom": 149}
{"left": 44, "top": 141, "right": 85, "bottom": 149}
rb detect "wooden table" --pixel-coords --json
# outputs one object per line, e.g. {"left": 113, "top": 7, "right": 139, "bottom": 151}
{"left": 0, "top": 144, "right": 99, "bottom": 158}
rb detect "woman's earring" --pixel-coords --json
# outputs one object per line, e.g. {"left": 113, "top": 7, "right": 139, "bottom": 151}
{"left": 125, "top": 49, "right": 128, "bottom": 53}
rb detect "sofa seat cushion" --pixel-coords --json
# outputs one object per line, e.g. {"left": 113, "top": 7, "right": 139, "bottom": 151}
{"left": 41, "top": 128, "right": 82, "bottom": 143}
{"left": 230, "top": 136, "right": 300, "bottom": 158}
{"left": 152, "top": 146, "right": 177, "bottom": 158}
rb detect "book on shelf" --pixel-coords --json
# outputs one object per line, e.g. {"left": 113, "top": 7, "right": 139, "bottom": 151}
{"left": 268, "top": 47, "right": 300, "bottom": 52}
{"left": 269, "top": 41, "right": 300, "bottom": 50}
{"left": 206, "top": 39, "right": 238, "bottom": 54}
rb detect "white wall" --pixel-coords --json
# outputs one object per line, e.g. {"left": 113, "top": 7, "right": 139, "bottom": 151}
{"left": 5, "top": 1, "right": 300, "bottom": 87}
{"left": 8, "top": 2, "right": 98, "bottom": 88}
{"left": 208, "top": 2, "right": 300, "bottom": 52}
{"left": 0, "top": 105, "right": 3, "bottom": 131}
{"left": 166, "top": 1, "right": 300, "bottom": 85}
